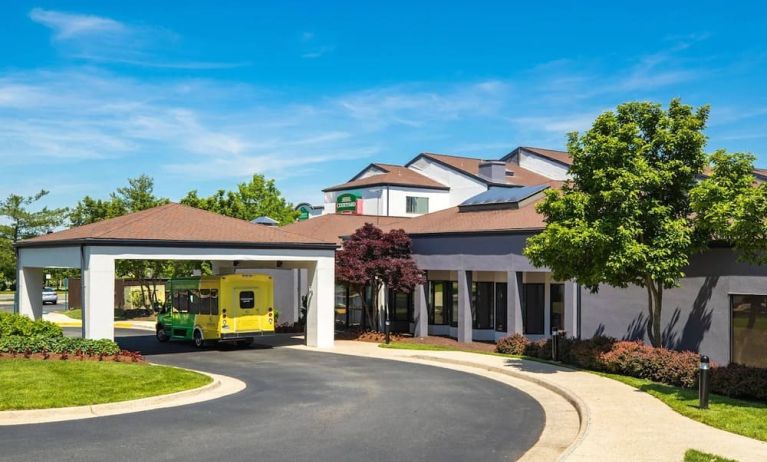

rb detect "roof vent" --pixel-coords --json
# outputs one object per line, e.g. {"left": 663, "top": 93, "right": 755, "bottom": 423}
{"left": 478, "top": 160, "right": 507, "bottom": 184}
{"left": 251, "top": 216, "right": 279, "bottom": 226}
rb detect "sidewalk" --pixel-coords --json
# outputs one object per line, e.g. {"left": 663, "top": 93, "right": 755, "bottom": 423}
{"left": 316, "top": 340, "right": 767, "bottom": 462}
{"left": 43, "top": 312, "right": 155, "bottom": 331}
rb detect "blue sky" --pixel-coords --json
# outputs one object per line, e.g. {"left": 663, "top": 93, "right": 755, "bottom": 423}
{"left": 2, "top": 1, "right": 767, "bottom": 209}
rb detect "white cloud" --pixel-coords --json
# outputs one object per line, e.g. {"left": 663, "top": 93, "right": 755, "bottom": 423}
{"left": 29, "top": 8, "right": 126, "bottom": 40}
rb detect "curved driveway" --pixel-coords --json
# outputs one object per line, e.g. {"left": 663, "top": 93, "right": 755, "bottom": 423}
{"left": 0, "top": 330, "right": 545, "bottom": 462}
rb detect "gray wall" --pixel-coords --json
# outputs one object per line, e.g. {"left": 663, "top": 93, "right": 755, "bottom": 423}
{"left": 412, "top": 233, "right": 767, "bottom": 364}
{"left": 581, "top": 248, "right": 767, "bottom": 364}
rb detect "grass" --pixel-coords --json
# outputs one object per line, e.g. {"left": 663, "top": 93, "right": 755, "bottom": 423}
{"left": 684, "top": 449, "right": 738, "bottom": 462}
{"left": 380, "top": 341, "right": 767, "bottom": 442}
{"left": 0, "top": 359, "right": 211, "bottom": 410}
{"left": 63, "top": 308, "right": 82, "bottom": 319}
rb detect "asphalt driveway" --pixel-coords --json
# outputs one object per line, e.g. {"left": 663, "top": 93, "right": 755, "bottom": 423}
{"left": 0, "top": 330, "right": 545, "bottom": 462}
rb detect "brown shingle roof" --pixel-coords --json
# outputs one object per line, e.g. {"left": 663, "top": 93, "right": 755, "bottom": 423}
{"left": 17, "top": 203, "right": 334, "bottom": 248}
{"left": 323, "top": 164, "right": 449, "bottom": 192}
{"left": 397, "top": 200, "right": 546, "bottom": 235}
{"left": 282, "top": 214, "right": 409, "bottom": 245}
{"left": 416, "top": 152, "right": 557, "bottom": 187}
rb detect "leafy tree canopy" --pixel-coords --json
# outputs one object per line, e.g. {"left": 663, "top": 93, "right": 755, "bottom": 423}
{"left": 524, "top": 99, "right": 709, "bottom": 347}
{"left": 180, "top": 174, "right": 298, "bottom": 225}
{"left": 0, "top": 191, "right": 67, "bottom": 286}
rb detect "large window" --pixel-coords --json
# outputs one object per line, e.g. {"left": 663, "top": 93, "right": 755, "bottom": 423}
{"left": 495, "top": 283, "right": 507, "bottom": 332}
{"left": 430, "top": 282, "right": 447, "bottom": 324}
{"left": 473, "top": 282, "right": 494, "bottom": 329}
{"left": 335, "top": 284, "right": 348, "bottom": 328}
{"left": 523, "top": 283, "right": 545, "bottom": 335}
{"left": 406, "top": 196, "right": 429, "bottom": 214}
{"left": 731, "top": 294, "right": 767, "bottom": 367}
{"left": 388, "top": 290, "right": 413, "bottom": 322}
{"left": 550, "top": 283, "right": 564, "bottom": 333}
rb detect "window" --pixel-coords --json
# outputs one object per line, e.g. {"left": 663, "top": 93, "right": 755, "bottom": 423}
{"left": 731, "top": 294, "right": 767, "bottom": 367}
{"left": 473, "top": 282, "right": 494, "bottom": 329}
{"left": 550, "top": 284, "right": 564, "bottom": 333}
{"left": 431, "top": 282, "right": 446, "bottom": 324}
{"left": 210, "top": 289, "right": 219, "bottom": 315}
{"left": 387, "top": 290, "right": 412, "bottom": 322}
{"left": 174, "top": 290, "right": 190, "bottom": 313}
{"left": 406, "top": 196, "right": 429, "bottom": 214}
{"left": 335, "top": 284, "right": 348, "bottom": 328}
{"left": 522, "top": 283, "right": 545, "bottom": 335}
{"left": 495, "top": 283, "right": 507, "bottom": 332}
{"left": 450, "top": 282, "right": 458, "bottom": 327}
{"left": 239, "top": 291, "right": 255, "bottom": 309}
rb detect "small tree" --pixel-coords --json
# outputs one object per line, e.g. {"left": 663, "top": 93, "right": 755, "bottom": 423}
{"left": 336, "top": 224, "right": 425, "bottom": 331}
{"left": 181, "top": 174, "right": 299, "bottom": 225}
{"left": 524, "top": 99, "right": 709, "bottom": 347}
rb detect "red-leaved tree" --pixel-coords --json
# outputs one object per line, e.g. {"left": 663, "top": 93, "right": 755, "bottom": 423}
{"left": 336, "top": 223, "right": 425, "bottom": 331}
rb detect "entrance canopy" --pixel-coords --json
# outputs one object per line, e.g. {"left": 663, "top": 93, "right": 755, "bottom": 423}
{"left": 15, "top": 203, "right": 337, "bottom": 347}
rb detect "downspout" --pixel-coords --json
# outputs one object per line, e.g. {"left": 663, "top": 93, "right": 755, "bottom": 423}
{"left": 80, "top": 244, "right": 85, "bottom": 338}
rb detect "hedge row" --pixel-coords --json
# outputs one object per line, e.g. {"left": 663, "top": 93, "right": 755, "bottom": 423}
{"left": 0, "top": 312, "right": 62, "bottom": 338}
{"left": 496, "top": 333, "right": 767, "bottom": 402}
{"left": 0, "top": 335, "right": 121, "bottom": 356}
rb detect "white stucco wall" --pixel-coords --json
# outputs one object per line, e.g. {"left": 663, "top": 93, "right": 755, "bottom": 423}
{"left": 517, "top": 151, "right": 571, "bottom": 180}
{"left": 408, "top": 157, "right": 487, "bottom": 206}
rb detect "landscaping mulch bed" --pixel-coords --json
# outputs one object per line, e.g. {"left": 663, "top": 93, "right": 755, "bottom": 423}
{"left": 336, "top": 329, "right": 409, "bottom": 343}
{"left": 0, "top": 351, "right": 145, "bottom": 363}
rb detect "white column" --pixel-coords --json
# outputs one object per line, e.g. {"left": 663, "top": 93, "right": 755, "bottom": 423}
{"left": 81, "top": 248, "right": 115, "bottom": 340}
{"left": 544, "top": 275, "right": 551, "bottom": 336}
{"left": 457, "top": 270, "right": 472, "bottom": 343}
{"left": 377, "top": 283, "right": 387, "bottom": 331}
{"left": 564, "top": 281, "right": 578, "bottom": 338}
{"left": 507, "top": 271, "right": 523, "bottom": 335}
{"left": 305, "top": 257, "right": 335, "bottom": 348}
{"left": 413, "top": 283, "right": 428, "bottom": 338}
{"left": 17, "top": 266, "right": 43, "bottom": 320}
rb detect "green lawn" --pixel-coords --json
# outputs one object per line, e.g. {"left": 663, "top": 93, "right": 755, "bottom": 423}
{"left": 0, "top": 360, "right": 211, "bottom": 410}
{"left": 380, "top": 341, "right": 767, "bottom": 442}
{"left": 63, "top": 308, "right": 82, "bottom": 319}
{"left": 684, "top": 449, "right": 738, "bottom": 462}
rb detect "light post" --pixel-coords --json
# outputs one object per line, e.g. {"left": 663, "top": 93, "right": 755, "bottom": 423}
{"left": 699, "top": 355, "right": 710, "bottom": 409}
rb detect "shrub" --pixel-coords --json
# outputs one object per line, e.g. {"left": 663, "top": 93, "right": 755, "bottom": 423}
{"left": 561, "top": 335, "right": 616, "bottom": 369}
{"left": 0, "top": 335, "right": 121, "bottom": 356}
{"left": 0, "top": 312, "right": 62, "bottom": 338}
{"left": 711, "top": 363, "right": 767, "bottom": 402}
{"left": 526, "top": 339, "right": 553, "bottom": 360}
{"left": 495, "top": 333, "right": 529, "bottom": 355}
{"left": 599, "top": 341, "right": 699, "bottom": 388}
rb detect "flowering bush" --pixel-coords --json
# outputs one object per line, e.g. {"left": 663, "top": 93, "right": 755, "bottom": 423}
{"left": 599, "top": 341, "right": 700, "bottom": 388}
{"left": 495, "top": 333, "right": 529, "bottom": 355}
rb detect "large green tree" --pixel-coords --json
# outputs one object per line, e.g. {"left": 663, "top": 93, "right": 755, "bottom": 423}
{"left": 181, "top": 174, "right": 298, "bottom": 225}
{"left": 691, "top": 150, "right": 767, "bottom": 264}
{"left": 0, "top": 191, "right": 68, "bottom": 287}
{"left": 524, "top": 99, "right": 709, "bottom": 347}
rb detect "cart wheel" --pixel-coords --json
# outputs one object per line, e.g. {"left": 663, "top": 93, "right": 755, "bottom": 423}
{"left": 193, "top": 330, "right": 206, "bottom": 349}
{"left": 156, "top": 326, "right": 169, "bottom": 343}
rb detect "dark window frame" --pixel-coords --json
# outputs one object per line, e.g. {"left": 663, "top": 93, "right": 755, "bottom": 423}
{"left": 406, "top": 196, "right": 429, "bottom": 214}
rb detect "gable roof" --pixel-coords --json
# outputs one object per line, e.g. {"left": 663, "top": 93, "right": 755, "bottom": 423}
{"left": 503, "top": 146, "right": 573, "bottom": 166}
{"left": 322, "top": 163, "right": 449, "bottom": 192}
{"left": 407, "top": 152, "right": 557, "bottom": 187}
{"left": 281, "top": 213, "right": 409, "bottom": 245}
{"left": 17, "top": 203, "right": 335, "bottom": 249}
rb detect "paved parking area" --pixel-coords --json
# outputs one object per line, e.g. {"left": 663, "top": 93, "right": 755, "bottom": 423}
{"left": 0, "top": 330, "right": 545, "bottom": 462}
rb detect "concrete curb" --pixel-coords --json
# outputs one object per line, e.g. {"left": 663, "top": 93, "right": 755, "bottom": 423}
{"left": 408, "top": 355, "right": 590, "bottom": 462}
{"left": 48, "top": 320, "right": 156, "bottom": 331}
{"left": 0, "top": 366, "right": 246, "bottom": 426}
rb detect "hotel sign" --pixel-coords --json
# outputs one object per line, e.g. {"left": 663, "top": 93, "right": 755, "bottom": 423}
{"left": 336, "top": 193, "right": 360, "bottom": 214}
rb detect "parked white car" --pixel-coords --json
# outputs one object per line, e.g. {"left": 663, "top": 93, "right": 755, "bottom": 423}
{"left": 42, "top": 287, "right": 58, "bottom": 305}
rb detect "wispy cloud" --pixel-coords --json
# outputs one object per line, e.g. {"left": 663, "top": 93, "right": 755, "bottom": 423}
{"left": 30, "top": 8, "right": 126, "bottom": 39}
{"left": 29, "top": 8, "right": 245, "bottom": 70}
{"left": 300, "top": 31, "right": 334, "bottom": 59}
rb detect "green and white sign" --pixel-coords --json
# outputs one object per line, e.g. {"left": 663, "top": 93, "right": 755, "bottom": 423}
{"left": 336, "top": 192, "right": 359, "bottom": 213}
{"left": 296, "top": 205, "right": 311, "bottom": 221}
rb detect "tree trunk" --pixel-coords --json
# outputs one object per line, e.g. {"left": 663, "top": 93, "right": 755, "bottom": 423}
{"left": 645, "top": 277, "right": 663, "bottom": 348}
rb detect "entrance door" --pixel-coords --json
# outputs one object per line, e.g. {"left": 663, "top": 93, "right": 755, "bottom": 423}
{"left": 523, "top": 283, "right": 545, "bottom": 335}
{"left": 233, "top": 287, "right": 261, "bottom": 332}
